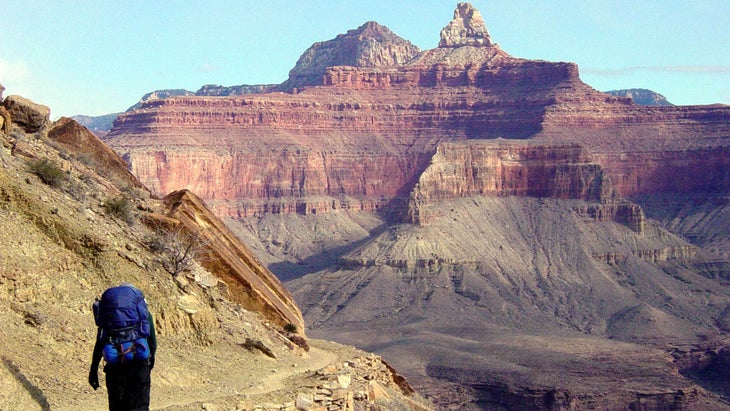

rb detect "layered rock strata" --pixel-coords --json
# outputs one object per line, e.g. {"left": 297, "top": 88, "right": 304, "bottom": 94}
{"left": 153, "top": 189, "right": 305, "bottom": 333}
{"left": 106, "top": 5, "right": 729, "bottom": 223}
{"left": 406, "top": 140, "right": 644, "bottom": 232}
{"left": 102, "top": 2, "right": 730, "bottom": 409}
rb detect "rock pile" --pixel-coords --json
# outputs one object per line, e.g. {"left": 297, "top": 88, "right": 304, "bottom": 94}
{"left": 246, "top": 353, "right": 428, "bottom": 411}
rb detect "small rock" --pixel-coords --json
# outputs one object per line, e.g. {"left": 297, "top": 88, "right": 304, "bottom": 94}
{"left": 368, "top": 381, "right": 391, "bottom": 402}
{"left": 177, "top": 294, "right": 202, "bottom": 314}
{"left": 315, "top": 387, "right": 333, "bottom": 397}
{"left": 336, "top": 374, "right": 351, "bottom": 389}
{"left": 295, "top": 392, "right": 313, "bottom": 410}
{"left": 322, "top": 382, "right": 339, "bottom": 390}
{"left": 201, "top": 402, "right": 218, "bottom": 411}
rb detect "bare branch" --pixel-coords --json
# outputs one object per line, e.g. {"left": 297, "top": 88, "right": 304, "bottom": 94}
{"left": 146, "top": 225, "right": 210, "bottom": 277}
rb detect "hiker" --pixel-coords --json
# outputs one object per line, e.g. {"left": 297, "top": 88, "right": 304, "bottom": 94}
{"left": 88, "top": 283, "right": 157, "bottom": 411}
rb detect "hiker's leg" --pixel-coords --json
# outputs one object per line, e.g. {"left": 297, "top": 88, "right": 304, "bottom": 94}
{"left": 126, "top": 360, "right": 151, "bottom": 411}
{"left": 103, "top": 365, "right": 125, "bottom": 411}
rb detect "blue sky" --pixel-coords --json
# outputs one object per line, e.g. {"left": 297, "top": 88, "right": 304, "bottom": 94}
{"left": 2, "top": 0, "right": 728, "bottom": 118}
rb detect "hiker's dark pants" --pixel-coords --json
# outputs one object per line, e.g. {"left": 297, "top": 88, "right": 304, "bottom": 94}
{"left": 104, "top": 360, "right": 151, "bottom": 411}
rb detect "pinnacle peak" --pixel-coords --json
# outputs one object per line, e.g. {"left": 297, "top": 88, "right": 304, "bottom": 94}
{"left": 439, "top": 2, "right": 493, "bottom": 48}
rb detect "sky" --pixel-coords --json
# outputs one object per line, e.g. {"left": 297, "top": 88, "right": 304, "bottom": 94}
{"left": 2, "top": 0, "right": 729, "bottom": 118}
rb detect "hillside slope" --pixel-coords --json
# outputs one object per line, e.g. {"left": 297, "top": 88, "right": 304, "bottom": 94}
{"left": 0, "top": 95, "right": 428, "bottom": 410}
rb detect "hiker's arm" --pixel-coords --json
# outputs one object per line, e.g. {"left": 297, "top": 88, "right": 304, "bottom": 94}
{"left": 135, "top": 289, "right": 152, "bottom": 336}
{"left": 88, "top": 328, "right": 103, "bottom": 390}
{"left": 148, "top": 312, "right": 157, "bottom": 369}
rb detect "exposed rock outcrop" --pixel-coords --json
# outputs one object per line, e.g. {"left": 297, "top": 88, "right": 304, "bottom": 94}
{"left": 439, "top": 2, "right": 493, "bottom": 47}
{"left": 48, "top": 117, "right": 144, "bottom": 189}
{"left": 107, "top": 24, "right": 729, "bottom": 219}
{"left": 406, "top": 140, "right": 646, "bottom": 232}
{"left": 155, "top": 189, "right": 305, "bottom": 333}
{"left": 278, "top": 20, "right": 421, "bottom": 91}
{"left": 3, "top": 95, "right": 50, "bottom": 133}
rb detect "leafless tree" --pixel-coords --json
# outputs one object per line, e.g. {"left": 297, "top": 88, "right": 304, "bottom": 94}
{"left": 148, "top": 225, "right": 209, "bottom": 277}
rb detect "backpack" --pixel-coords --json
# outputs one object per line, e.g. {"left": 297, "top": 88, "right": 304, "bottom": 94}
{"left": 93, "top": 284, "right": 151, "bottom": 364}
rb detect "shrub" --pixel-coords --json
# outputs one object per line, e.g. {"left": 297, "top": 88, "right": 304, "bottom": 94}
{"left": 283, "top": 323, "right": 298, "bottom": 333}
{"left": 27, "top": 158, "right": 65, "bottom": 187}
{"left": 103, "top": 196, "right": 135, "bottom": 225}
{"left": 64, "top": 180, "right": 88, "bottom": 203}
{"left": 147, "top": 225, "right": 208, "bottom": 277}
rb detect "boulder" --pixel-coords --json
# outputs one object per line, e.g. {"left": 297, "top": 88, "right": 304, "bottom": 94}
{"left": 3, "top": 95, "right": 50, "bottom": 133}
{"left": 0, "top": 106, "right": 11, "bottom": 134}
{"left": 47, "top": 117, "right": 144, "bottom": 189}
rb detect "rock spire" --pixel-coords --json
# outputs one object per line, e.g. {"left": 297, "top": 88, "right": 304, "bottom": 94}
{"left": 439, "top": 2, "right": 493, "bottom": 47}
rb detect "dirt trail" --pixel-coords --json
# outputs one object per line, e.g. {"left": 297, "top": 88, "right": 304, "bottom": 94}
{"left": 151, "top": 343, "right": 339, "bottom": 411}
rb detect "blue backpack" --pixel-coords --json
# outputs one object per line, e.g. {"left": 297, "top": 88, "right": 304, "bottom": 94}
{"left": 93, "top": 285, "right": 151, "bottom": 364}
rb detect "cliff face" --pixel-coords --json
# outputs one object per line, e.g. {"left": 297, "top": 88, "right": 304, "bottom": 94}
{"left": 406, "top": 140, "right": 644, "bottom": 231}
{"left": 102, "top": 2, "right": 730, "bottom": 409}
{"left": 106, "top": 19, "right": 729, "bottom": 218}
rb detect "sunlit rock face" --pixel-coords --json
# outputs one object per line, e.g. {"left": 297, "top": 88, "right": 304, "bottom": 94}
{"left": 104, "top": 2, "right": 730, "bottom": 409}
{"left": 106, "top": 1, "right": 729, "bottom": 221}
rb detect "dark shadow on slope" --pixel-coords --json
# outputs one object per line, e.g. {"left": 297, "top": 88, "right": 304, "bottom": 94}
{"left": 272, "top": 222, "right": 390, "bottom": 281}
{"left": 680, "top": 350, "right": 730, "bottom": 404}
{"left": 273, "top": 149, "right": 434, "bottom": 280}
{"left": 2, "top": 356, "right": 51, "bottom": 411}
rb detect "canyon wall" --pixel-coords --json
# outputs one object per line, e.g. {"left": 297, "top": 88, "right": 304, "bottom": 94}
{"left": 101, "top": 3, "right": 730, "bottom": 409}
{"left": 107, "top": 40, "right": 729, "bottom": 219}
{"left": 406, "top": 140, "right": 644, "bottom": 231}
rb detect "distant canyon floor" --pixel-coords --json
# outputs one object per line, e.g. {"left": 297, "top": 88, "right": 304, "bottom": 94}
{"left": 222, "top": 195, "right": 730, "bottom": 409}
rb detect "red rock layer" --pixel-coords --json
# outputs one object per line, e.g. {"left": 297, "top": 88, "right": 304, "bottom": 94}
{"left": 106, "top": 37, "right": 730, "bottom": 221}
{"left": 406, "top": 140, "right": 644, "bottom": 231}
